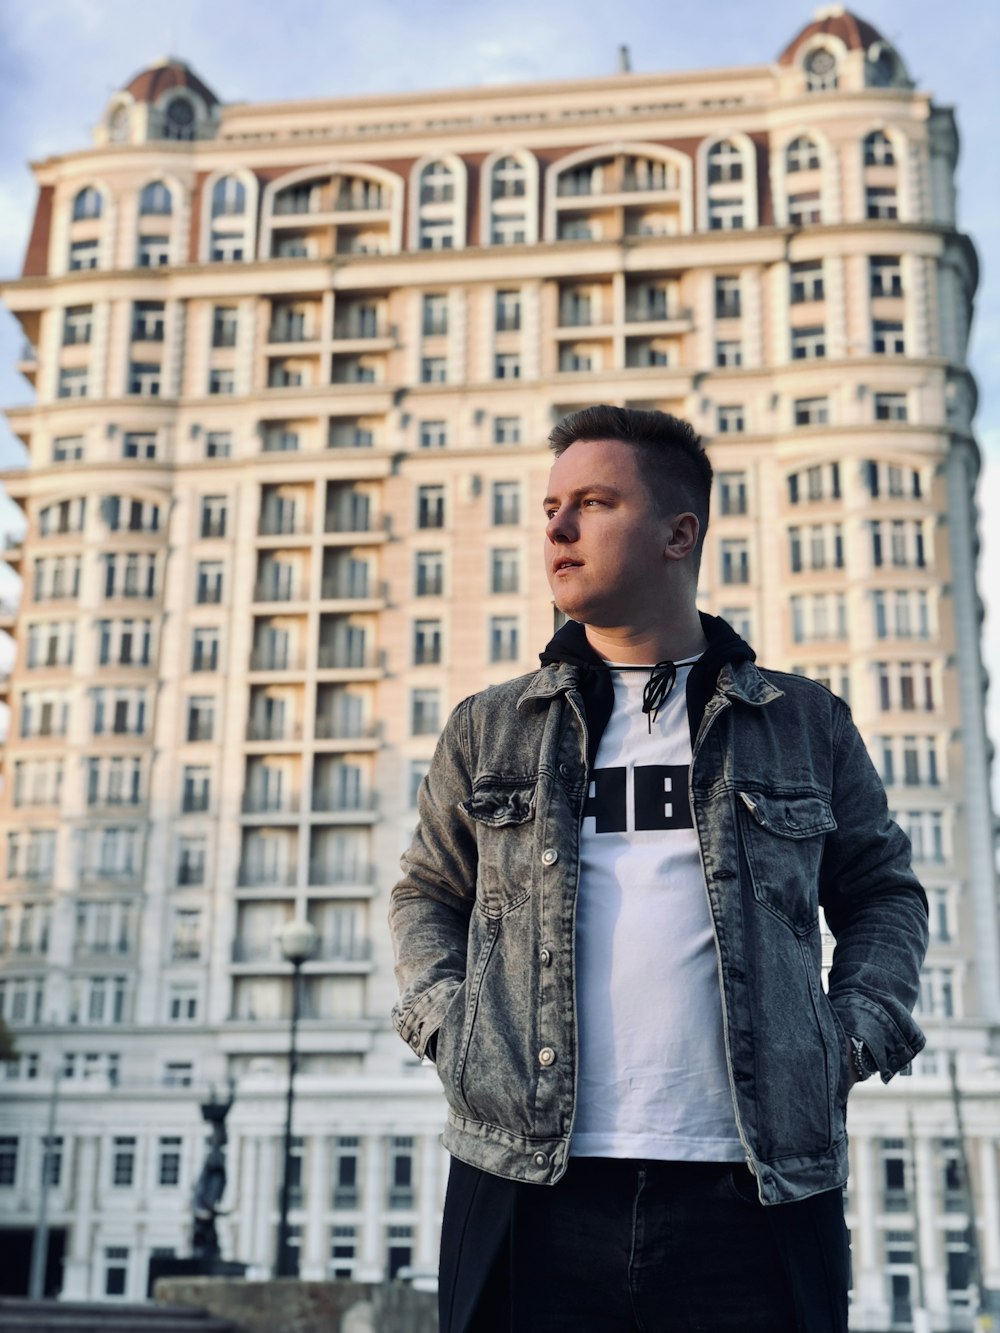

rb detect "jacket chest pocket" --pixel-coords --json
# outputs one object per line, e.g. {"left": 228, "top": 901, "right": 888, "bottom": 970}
{"left": 737, "top": 790, "right": 836, "bottom": 934}
{"left": 461, "top": 782, "right": 537, "bottom": 918}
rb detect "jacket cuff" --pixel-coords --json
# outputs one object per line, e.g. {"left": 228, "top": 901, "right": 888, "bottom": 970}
{"left": 830, "top": 993, "right": 926, "bottom": 1083}
{"left": 392, "top": 976, "right": 459, "bottom": 1059}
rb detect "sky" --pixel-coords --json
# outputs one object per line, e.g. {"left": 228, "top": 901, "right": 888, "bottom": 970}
{"left": 0, "top": 0, "right": 997, "bottom": 747}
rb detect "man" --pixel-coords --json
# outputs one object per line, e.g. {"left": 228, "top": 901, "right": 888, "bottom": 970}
{"left": 390, "top": 406, "right": 928, "bottom": 1332}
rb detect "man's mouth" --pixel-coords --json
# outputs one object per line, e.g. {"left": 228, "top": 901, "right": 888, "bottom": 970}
{"left": 553, "top": 558, "right": 583, "bottom": 572}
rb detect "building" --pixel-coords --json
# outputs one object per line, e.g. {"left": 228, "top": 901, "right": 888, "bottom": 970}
{"left": 0, "top": 7, "right": 997, "bottom": 1325}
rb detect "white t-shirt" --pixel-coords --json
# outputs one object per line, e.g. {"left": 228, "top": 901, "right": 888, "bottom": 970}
{"left": 570, "top": 660, "right": 744, "bottom": 1162}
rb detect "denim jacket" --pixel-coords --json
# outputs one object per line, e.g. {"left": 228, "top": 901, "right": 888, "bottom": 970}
{"left": 390, "top": 622, "right": 928, "bottom": 1204}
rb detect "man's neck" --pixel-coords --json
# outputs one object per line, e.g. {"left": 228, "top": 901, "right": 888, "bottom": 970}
{"left": 584, "top": 612, "right": 709, "bottom": 666}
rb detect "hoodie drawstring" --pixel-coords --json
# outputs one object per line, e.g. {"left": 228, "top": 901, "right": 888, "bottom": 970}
{"left": 641, "top": 660, "right": 678, "bottom": 733}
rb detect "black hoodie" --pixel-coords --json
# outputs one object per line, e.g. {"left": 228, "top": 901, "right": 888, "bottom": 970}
{"left": 538, "top": 612, "right": 755, "bottom": 772}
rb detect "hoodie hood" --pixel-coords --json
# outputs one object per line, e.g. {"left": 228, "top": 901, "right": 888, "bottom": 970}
{"left": 538, "top": 613, "right": 756, "bottom": 768}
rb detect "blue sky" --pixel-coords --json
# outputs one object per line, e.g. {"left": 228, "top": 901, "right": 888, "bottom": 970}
{"left": 0, "top": 0, "right": 997, "bottom": 742}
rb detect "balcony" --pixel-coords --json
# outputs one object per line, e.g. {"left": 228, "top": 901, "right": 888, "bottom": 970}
{"left": 253, "top": 579, "right": 308, "bottom": 604}
{"left": 313, "top": 717, "right": 379, "bottom": 742}
{"left": 181, "top": 793, "right": 211, "bottom": 814}
{"left": 311, "top": 790, "right": 376, "bottom": 815}
{"left": 237, "top": 863, "right": 298, "bottom": 889}
{"left": 308, "top": 860, "right": 374, "bottom": 888}
{"left": 231, "top": 937, "right": 372, "bottom": 965}
{"left": 320, "top": 576, "right": 385, "bottom": 603}
{"left": 316, "top": 647, "right": 382, "bottom": 672}
{"left": 242, "top": 792, "right": 301, "bottom": 815}
{"left": 258, "top": 514, "right": 310, "bottom": 537}
{"left": 246, "top": 719, "right": 304, "bottom": 742}
{"left": 1, "top": 939, "right": 51, "bottom": 962}
{"left": 249, "top": 649, "right": 306, "bottom": 672}
{"left": 323, "top": 511, "right": 387, "bottom": 537}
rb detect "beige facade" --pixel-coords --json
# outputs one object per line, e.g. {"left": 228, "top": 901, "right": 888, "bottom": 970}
{"left": 0, "top": 10, "right": 997, "bottom": 1326}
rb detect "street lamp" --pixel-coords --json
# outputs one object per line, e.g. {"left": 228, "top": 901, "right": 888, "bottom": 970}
{"left": 275, "top": 917, "right": 319, "bottom": 1278}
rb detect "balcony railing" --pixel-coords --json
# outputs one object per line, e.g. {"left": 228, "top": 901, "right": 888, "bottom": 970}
{"left": 308, "top": 860, "right": 375, "bottom": 887}
{"left": 320, "top": 576, "right": 384, "bottom": 601}
{"left": 236, "top": 864, "right": 298, "bottom": 889}
{"left": 258, "top": 514, "right": 309, "bottom": 537}
{"left": 254, "top": 580, "right": 306, "bottom": 603}
{"left": 241, "top": 792, "right": 301, "bottom": 815}
{"left": 181, "top": 793, "right": 211, "bottom": 814}
{"left": 332, "top": 319, "right": 387, "bottom": 340}
{"left": 246, "top": 719, "right": 304, "bottom": 741}
{"left": 249, "top": 649, "right": 306, "bottom": 672}
{"left": 316, "top": 647, "right": 381, "bottom": 671}
{"left": 313, "top": 717, "right": 379, "bottom": 741}
{"left": 311, "top": 790, "right": 376, "bottom": 814}
{"left": 231, "top": 938, "right": 372, "bottom": 964}
{"left": 625, "top": 303, "right": 690, "bottom": 323}
{"left": 323, "top": 511, "right": 387, "bottom": 535}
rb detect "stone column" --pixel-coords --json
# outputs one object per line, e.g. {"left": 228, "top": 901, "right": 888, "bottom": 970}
{"left": 302, "top": 1133, "right": 329, "bottom": 1279}
{"left": 62, "top": 1133, "right": 98, "bottom": 1298}
{"left": 852, "top": 1135, "right": 885, "bottom": 1320}
{"left": 915, "top": 1134, "right": 947, "bottom": 1315}
{"left": 978, "top": 1138, "right": 1000, "bottom": 1279}
{"left": 416, "top": 1134, "right": 440, "bottom": 1268}
{"left": 356, "top": 1134, "right": 385, "bottom": 1281}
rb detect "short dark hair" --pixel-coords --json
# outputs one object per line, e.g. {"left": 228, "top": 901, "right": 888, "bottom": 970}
{"left": 548, "top": 406, "right": 713, "bottom": 565}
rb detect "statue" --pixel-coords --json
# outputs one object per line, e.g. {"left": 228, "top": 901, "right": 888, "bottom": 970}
{"left": 192, "top": 1081, "right": 235, "bottom": 1261}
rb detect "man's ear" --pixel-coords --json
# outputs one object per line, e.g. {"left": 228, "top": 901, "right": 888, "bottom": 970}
{"left": 664, "top": 512, "right": 700, "bottom": 562}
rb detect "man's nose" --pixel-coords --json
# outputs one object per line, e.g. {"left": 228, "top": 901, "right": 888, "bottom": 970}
{"left": 546, "top": 507, "right": 576, "bottom": 543}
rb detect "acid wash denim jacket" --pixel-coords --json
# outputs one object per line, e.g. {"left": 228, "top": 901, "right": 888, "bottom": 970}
{"left": 390, "top": 616, "right": 928, "bottom": 1205}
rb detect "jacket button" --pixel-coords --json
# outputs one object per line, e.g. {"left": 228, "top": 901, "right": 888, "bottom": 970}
{"left": 532, "top": 1152, "right": 548, "bottom": 1168}
{"left": 541, "top": 848, "right": 559, "bottom": 866}
{"left": 539, "top": 1046, "right": 556, "bottom": 1067}
{"left": 539, "top": 948, "right": 552, "bottom": 967}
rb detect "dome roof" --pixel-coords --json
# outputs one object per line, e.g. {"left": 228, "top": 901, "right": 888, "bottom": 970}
{"left": 778, "top": 6, "right": 886, "bottom": 65}
{"left": 123, "top": 57, "right": 218, "bottom": 107}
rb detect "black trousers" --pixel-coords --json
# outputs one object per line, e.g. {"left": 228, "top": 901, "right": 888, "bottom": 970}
{"left": 439, "top": 1156, "right": 850, "bottom": 1333}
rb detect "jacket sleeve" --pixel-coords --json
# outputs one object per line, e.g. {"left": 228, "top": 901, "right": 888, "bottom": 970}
{"left": 819, "top": 701, "right": 929, "bottom": 1081}
{"left": 389, "top": 698, "right": 477, "bottom": 1059}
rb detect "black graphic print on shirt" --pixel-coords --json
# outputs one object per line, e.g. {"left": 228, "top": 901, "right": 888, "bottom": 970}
{"left": 582, "top": 765, "right": 693, "bottom": 833}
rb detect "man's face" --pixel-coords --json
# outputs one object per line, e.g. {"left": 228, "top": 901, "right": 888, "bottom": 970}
{"left": 543, "top": 437, "right": 678, "bottom": 628}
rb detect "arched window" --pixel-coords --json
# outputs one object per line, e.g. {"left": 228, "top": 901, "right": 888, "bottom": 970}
{"left": 707, "top": 141, "right": 743, "bottom": 184}
{"left": 212, "top": 176, "right": 246, "bottom": 218}
{"left": 804, "top": 47, "right": 838, "bottom": 92}
{"left": 163, "top": 97, "right": 196, "bottom": 142}
{"left": 864, "top": 131, "right": 895, "bottom": 167}
{"left": 73, "top": 187, "right": 103, "bottom": 221}
{"left": 108, "top": 105, "right": 130, "bottom": 144}
{"left": 491, "top": 156, "right": 526, "bottom": 200}
{"left": 786, "top": 136, "right": 821, "bottom": 173}
{"left": 139, "top": 181, "right": 173, "bottom": 216}
{"left": 420, "top": 161, "right": 455, "bottom": 206}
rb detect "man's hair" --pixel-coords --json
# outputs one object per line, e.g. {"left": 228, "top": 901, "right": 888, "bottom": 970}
{"left": 547, "top": 406, "right": 713, "bottom": 567}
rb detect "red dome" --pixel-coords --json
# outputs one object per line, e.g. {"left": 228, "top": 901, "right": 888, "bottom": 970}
{"left": 124, "top": 58, "right": 218, "bottom": 107}
{"left": 778, "top": 8, "right": 886, "bottom": 65}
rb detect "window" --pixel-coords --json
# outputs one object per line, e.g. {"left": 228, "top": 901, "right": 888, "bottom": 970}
{"left": 411, "top": 689, "right": 441, "bottom": 735}
{"left": 794, "top": 397, "right": 829, "bottom": 427}
{"left": 112, "top": 1136, "right": 136, "bottom": 1187}
{"left": 413, "top": 619, "right": 442, "bottom": 666}
{"left": 200, "top": 497, "right": 227, "bottom": 539}
{"left": 560, "top": 347, "right": 594, "bottom": 373}
{"left": 788, "top": 192, "right": 821, "bottom": 225}
{"left": 128, "top": 362, "right": 161, "bottom": 396}
{"left": 187, "top": 695, "right": 216, "bottom": 743}
{"left": 790, "top": 261, "right": 824, "bottom": 304}
{"left": 136, "top": 235, "right": 169, "bottom": 268}
{"left": 866, "top": 187, "right": 898, "bottom": 220}
{"left": 494, "top": 416, "right": 522, "bottom": 445}
{"left": 139, "top": 181, "right": 172, "bottom": 215}
{"left": 786, "top": 136, "right": 820, "bottom": 172}
{"left": 178, "top": 837, "right": 206, "bottom": 886}
{"left": 419, "top": 420, "right": 448, "bottom": 449}
{"left": 132, "top": 301, "right": 164, "bottom": 342}
{"left": 494, "top": 353, "right": 521, "bottom": 380}
{"left": 495, "top": 289, "right": 522, "bottom": 332}
{"left": 492, "top": 482, "right": 520, "bottom": 526}
{"left": 333, "top": 1136, "right": 361, "bottom": 1209}
{"left": 195, "top": 561, "right": 224, "bottom": 605}
{"left": 715, "top": 340, "right": 742, "bottom": 368}
{"left": 420, "top": 160, "right": 455, "bottom": 204}
{"left": 73, "top": 186, "right": 102, "bottom": 220}
{"left": 421, "top": 294, "right": 448, "bottom": 336}
{"left": 873, "top": 321, "right": 905, "bottom": 355}
{"left": 388, "top": 1136, "right": 415, "bottom": 1210}
{"left": 53, "top": 435, "right": 84, "bottom": 462}
{"left": 418, "top": 219, "right": 455, "bottom": 251}
{"left": 162, "top": 1062, "right": 194, "bottom": 1087}
{"left": 873, "top": 394, "right": 908, "bottom": 423}
{"left": 414, "top": 551, "right": 444, "bottom": 597}
{"left": 122, "top": 432, "right": 156, "bottom": 460}
{"left": 707, "top": 140, "right": 743, "bottom": 184}
{"left": 212, "top": 176, "right": 246, "bottom": 218}
{"left": 0, "top": 1138, "right": 17, "bottom": 1187}
{"left": 718, "top": 472, "right": 748, "bottom": 516}
{"left": 212, "top": 306, "right": 238, "bottom": 348}
{"left": 804, "top": 47, "right": 837, "bottom": 92}
{"left": 713, "top": 275, "right": 741, "bottom": 319}
{"left": 720, "top": 539, "right": 749, "bottom": 584}
{"left": 491, "top": 548, "right": 520, "bottom": 594}
{"left": 716, "top": 405, "right": 744, "bottom": 434}
{"left": 707, "top": 197, "right": 744, "bottom": 231}
{"left": 791, "top": 326, "right": 825, "bottom": 360}
{"left": 209, "top": 368, "right": 235, "bottom": 396}
{"left": 170, "top": 908, "right": 202, "bottom": 959}
{"left": 417, "top": 485, "right": 445, "bottom": 529}
{"left": 104, "top": 1247, "right": 129, "bottom": 1297}
{"left": 68, "top": 239, "right": 99, "bottom": 270}
{"left": 490, "top": 616, "right": 519, "bottom": 663}
{"left": 191, "top": 628, "right": 220, "bottom": 673}
{"left": 492, "top": 155, "right": 527, "bottom": 199}
{"left": 408, "top": 762, "right": 430, "bottom": 810}
{"left": 863, "top": 131, "right": 895, "bottom": 167}
{"left": 158, "top": 1137, "right": 182, "bottom": 1187}
{"left": 870, "top": 256, "right": 903, "bottom": 297}
{"left": 63, "top": 305, "right": 93, "bottom": 345}
{"left": 421, "top": 357, "right": 447, "bottom": 384}
{"left": 205, "top": 432, "right": 231, "bottom": 459}
{"left": 57, "top": 367, "right": 88, "bottom": 399}
{"left": 330, "top": 1226, "right": 357, "bottom": 1280}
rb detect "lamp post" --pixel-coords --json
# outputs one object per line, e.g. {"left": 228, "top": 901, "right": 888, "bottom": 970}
{"left": 275, "top": 918, "right": 319, "bottom": 1278}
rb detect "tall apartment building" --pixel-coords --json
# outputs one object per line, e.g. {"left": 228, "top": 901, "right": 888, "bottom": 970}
{"left": 0, "top": 7, "right": 996, "bottom": 1325}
